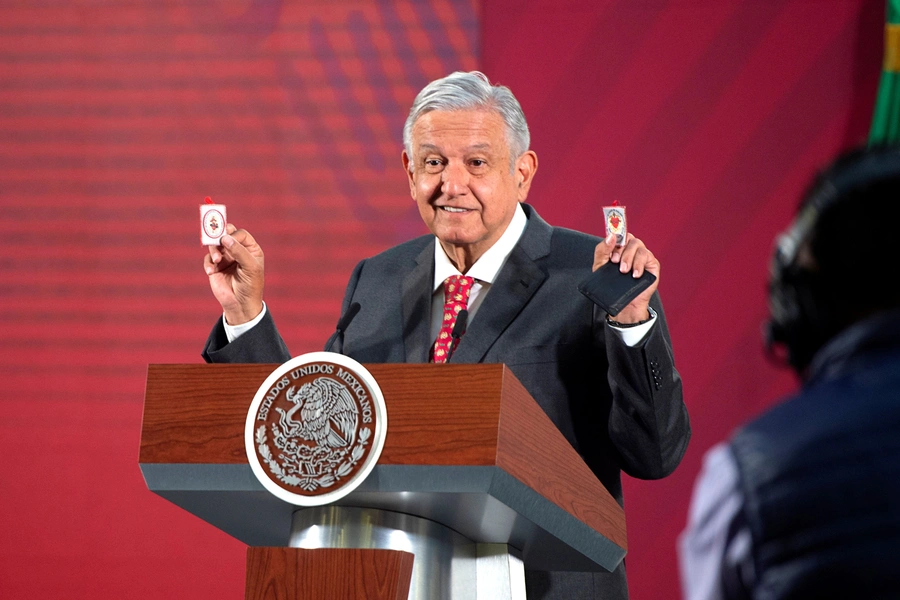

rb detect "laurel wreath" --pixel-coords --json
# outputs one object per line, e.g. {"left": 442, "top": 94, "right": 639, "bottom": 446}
{"left": 256, "top": 425, "right": 372, "bottom": 492}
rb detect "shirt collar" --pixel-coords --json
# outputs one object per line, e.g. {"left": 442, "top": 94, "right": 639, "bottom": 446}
{"left": 433, "top": 202, "right": 528, "bottom": 291}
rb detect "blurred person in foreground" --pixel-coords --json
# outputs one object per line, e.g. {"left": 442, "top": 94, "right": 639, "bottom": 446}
{"left": 203, "top": 71, "right": 691, "bottom": 599}
{"left": 679, "top": 145, "right": 900, "bottom": 600}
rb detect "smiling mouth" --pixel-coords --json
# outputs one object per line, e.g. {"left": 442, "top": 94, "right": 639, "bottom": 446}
{"left": 440, "top": 206, "right": 470, "bottom": 213}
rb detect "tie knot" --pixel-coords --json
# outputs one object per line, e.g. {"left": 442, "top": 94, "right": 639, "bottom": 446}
{"left": 443, "top": 275, "right": 474, "bottom": 304}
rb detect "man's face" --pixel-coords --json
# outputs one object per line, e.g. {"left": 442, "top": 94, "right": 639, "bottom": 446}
{"left": 402, "top": 109, "right": 537, "bottom": 269}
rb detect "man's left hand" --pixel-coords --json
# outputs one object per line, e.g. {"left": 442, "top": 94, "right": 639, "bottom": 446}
{"left": 592, "top": 233, "right": 660, "bottom": 323}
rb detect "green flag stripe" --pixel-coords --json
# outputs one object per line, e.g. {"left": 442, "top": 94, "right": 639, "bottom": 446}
{"left": 869, "top": 1, "right": 900, "bottom": 144}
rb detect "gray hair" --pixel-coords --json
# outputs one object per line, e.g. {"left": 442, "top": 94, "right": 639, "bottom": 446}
{"left": 403, "top": 71, "right": 530, "bottom": 169}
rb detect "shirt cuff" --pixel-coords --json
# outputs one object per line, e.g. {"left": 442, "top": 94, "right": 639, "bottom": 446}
{"left": 224, "top": 302, "right": 267, "bottom": 343}
{"left": 607, "top": 306, "right": 657, "bottom": 347}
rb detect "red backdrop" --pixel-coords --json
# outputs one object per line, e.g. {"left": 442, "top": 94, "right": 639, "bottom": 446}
{"left": 0, "top": 0, "right": 882, "bottom": 598}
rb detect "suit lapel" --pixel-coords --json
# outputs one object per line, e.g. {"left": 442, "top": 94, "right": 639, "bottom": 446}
{"left": 401, "top": 241, "right": 435, "bottom": 363}
{"left": 450, "top": 204, "right": 552, "bottom": 364}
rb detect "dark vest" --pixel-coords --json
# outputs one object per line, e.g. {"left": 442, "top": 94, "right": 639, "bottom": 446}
{"left": 729, "top": 312, "right": 900, "bottom": 599}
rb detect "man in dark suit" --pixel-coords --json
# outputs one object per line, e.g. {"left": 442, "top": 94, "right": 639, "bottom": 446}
{"left": 203, "top": 71, "right": 690, "bottom": 599}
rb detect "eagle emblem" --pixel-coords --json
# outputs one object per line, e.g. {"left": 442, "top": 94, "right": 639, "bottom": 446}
{"left": 246, "top": 353, "right": 387, "bottom": 506}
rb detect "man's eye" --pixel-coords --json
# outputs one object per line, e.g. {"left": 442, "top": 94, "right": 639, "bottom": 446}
{"left": 424, "top": 159, "right": 443, "bottom": 168}
{"left": 469, "top": 159, "right": 486, "bottom": 167}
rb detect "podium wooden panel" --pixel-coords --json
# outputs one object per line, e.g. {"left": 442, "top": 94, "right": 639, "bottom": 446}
{"left": 245, "top": 548, "right": 414, "bottom": 600}
{"left": 140, "top": 363, "right": 627, "bottom": 576}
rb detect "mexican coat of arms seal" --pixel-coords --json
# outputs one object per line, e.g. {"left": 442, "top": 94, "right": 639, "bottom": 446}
{"left": 245, "top": 352, "right": 387, "bottom": 506}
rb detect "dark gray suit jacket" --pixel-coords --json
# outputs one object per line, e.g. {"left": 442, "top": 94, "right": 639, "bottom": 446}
{"left": 203, "top": 204, "right": 690, "bottom": 599}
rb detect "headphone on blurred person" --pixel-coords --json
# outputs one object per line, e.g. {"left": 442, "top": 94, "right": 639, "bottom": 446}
{"left": 766, "top": 145, "right": 900, "bottom": 375}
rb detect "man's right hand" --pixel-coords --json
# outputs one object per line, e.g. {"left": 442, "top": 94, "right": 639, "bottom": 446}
{"left": 204, "top": 223, "right": 265, "bottom": 326}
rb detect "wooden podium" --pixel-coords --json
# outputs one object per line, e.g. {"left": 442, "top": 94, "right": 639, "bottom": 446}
{"left": 140, "top": 363, "right": 626, "bottom": 599}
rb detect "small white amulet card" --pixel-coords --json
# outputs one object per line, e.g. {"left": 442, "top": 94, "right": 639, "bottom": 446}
{"left": 200, "top": 197, "right": 227, "bottom": 245}
{"left": 603, "top": 203, "right": 626, "bottom": 247}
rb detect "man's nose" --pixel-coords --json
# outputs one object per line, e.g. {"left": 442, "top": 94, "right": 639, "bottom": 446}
{"left": 441, "top": 162, "right": 469, "bottom": 196}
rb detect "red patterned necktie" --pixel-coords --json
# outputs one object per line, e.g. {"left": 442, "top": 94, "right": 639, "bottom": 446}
{"left": 432, "top": 275, "right": 474, "bottom": 363}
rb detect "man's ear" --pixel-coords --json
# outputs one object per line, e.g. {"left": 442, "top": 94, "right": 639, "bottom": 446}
{"left": 515, "top": 150, "right": 538, "bottom": 200}
{"left": 401, "top": 150, "right": 416, "bottom": 199}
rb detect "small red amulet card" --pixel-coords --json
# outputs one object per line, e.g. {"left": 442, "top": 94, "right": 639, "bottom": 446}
{"left": 603, "top": 204, "right": 626, "bottom": 247}
{"left": 200, "top": 198, "right": 227, "bottom": 246}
